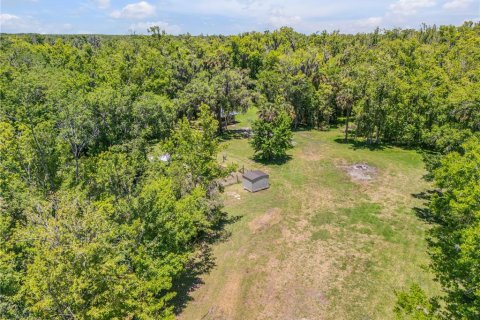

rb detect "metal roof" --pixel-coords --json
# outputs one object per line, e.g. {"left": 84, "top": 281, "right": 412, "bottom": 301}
{"left": 242, "top": 170, "right": 269, "bottom": 182}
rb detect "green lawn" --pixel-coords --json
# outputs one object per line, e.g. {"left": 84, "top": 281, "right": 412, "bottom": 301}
{"left": 179, "top": 117, "right": 438, "bottom": 319}
{"left": 231, "top": 106, "right": 258, "bottom": 128}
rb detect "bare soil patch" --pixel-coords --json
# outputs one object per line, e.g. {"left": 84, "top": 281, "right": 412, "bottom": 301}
{"left": 340, "top": 163, "right": 377, "bottom": 182}
{"left": 225, "top": 191, "right": 241, "bottom": 200}
{"left": 249, "top": 208, "right": 282, "bottom": 233}
{"left": 223, "top": 187, "right": 243, "bottom": 207}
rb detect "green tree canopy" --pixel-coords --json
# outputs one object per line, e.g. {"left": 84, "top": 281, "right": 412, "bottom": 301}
{"left": 250, "top": 109, "right": 293, "bottom": 161}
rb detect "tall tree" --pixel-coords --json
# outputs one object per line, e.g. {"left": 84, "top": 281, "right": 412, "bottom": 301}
{"left": 58, "top": 93, "right": 98, "bottom": 181}
{"left": 396, "top": 136, "right": 480, "bottom": 319}
{"left": 251, "top": 109, "right": 293, "bottom": 161}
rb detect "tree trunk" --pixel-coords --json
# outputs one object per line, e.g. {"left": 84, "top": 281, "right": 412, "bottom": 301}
{"left": 216, "top": 106, "right": 223, "bottom": 133}
{"left": 344, "top": 108, "right": 350, "bottom": 142}
{"left": 27, "top": 116, "right": 53, "bottom": 190}
{"left": 75, "top": 156, "right": 79, "bottom": 182}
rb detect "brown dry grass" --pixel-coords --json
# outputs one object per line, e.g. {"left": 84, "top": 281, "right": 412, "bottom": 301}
{"left": 179, "top": 129, "right": 438, "bottom": 320}
{"left": 249, "top": 208, "right": 282, "bottom": 233}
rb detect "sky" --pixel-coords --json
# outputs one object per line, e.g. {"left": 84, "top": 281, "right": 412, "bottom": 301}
{"left": 0, "top": 0, "right": 479, "bottom": 35}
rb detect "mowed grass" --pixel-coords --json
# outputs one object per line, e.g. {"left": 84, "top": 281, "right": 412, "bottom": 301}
{"left": 232, "top": 106, "right": 258, "bottom": 128}
{"left": 179, "top": 117, "right": 438, "bottom": 319}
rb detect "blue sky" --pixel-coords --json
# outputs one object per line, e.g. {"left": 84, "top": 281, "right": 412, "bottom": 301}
{"left": 1, "top": 0, "right": 478, "bottom": 35}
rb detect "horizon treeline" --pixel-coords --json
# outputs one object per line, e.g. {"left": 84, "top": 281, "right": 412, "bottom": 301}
{"left": 0, "top": 22, "right": 479, "bottom": 319}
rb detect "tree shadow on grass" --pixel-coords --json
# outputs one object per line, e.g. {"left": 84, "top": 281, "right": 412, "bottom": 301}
{"left": 333, "top": 138, "right": 387, "bottom": 151}
{"left": 411, "top": 190, "right": 439, "bottom": 200}
{"left": 251, "top": 154, "right": 292, "bottom": 165}
{"left": 292, "top": 125, "right": 315, "bottom": 132}
{"left": 219, "top": 128, "right": 252, "bottom": 142}
{"left": 413, "top": 206, "right": 435, "bottom": 223}
{"left": 170, "top": 213, "right": 242, "bottom": 315}
{"left": 411, "top": 189, "right": 443, "bottom": 224}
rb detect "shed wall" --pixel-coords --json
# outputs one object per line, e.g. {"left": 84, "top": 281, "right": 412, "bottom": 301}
{"left": 252, "top": 177, "right": 269, "bottom": 192}
{"left": 243, "top": 179, "right": 253, "bottom": 192}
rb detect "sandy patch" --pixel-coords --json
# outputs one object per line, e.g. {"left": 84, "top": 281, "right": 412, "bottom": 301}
{"left": 223, "top": 186, "right": 243, "bottom": 206}
{"left": 347, "top": 163, "right": 377, "bottom": 181}
{"left": 249, "top": 208, "right": 282, "bottom": 233}
{"left": 248, "top": 253, "right": 259, "bottom": 260}
{"left": 225, "top": 191, "right": 241, "bottom": 200}
{"left": 337, "top": 163, "right": 377, "bottom": 182}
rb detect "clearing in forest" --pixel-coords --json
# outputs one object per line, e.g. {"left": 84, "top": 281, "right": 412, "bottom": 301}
{"left": 179, "top": 119, "right": 438, "bottom": 319}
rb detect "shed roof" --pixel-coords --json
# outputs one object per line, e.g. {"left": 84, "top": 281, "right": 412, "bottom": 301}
{"left": 243, "top": 170, "right": 269, "bottom": 182}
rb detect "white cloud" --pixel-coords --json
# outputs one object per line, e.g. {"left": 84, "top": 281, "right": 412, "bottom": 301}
{"left": 159, "top": 0, "right": 451, "bottom": 33}
{"left": 0, "top": 13, "right": 74, "bottom": 34}
{"left": 164, "top": 0, "right": 346, "bottom": 20}
{"left": 0, "top": 13, "right": 21, "bottom": 28}
{"left": 443, "top": 0, "right": 474, "bottom": 9}
{"left": 2, "top": 0, "right": 475, "bottom": 35}
{"left": 93, "top": 0, "right": 110, "bottom": 9}
{"left": 267, "top": 7, "right": 302, "bottom": 28}
{"left": 0, "top": 13, "right": 31, "bottom": 33}
{"left": 309, "top": 16, "right": 385, "bottom": 34}
{"left": 110, "top": 1, "right": 156, "bottom": 19}
{"left": 161, "top": 0, "right": 352, "bottom": 33}
{"left": 269, "top": 15, "right": 302, "bottom": 28}
{"left": 357, "top": 17, "right": 384, "bottom": 28}
{"left": 129, "top": 21, "right": 182, "bottom": 34}
{"left": 389, "top": 0, "right": 437, "bottom": 15}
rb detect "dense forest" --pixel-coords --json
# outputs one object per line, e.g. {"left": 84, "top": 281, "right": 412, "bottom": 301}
{"left": 0, "top": 22, "right": 479, "bottom": 319}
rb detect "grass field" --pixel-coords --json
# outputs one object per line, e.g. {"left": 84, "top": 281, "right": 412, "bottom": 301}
{"left": 179, "top": 113, "right": 438, "bottom": 319}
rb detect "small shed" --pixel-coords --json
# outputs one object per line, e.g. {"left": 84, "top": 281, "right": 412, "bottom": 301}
{"left": 243, "top": 170, "right": 269, "bottom": 192}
